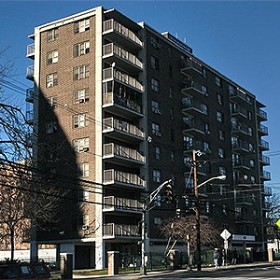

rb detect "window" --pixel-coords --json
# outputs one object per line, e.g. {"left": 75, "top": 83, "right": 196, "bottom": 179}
{"left": 228, "top": 85, "right": 235, "bottom": 95}
{"left": 217, "top": 93, "right": 223, "bottom": 105}
{"left": 46, "top": 73, "right": 58, "bottom": 88}
{"left": 73, "top": 114, "right": 88, "bottom": 128}
{"left": 150, "top": 56, "right": 159, "bottom": 70}
{"left": 203, "top": 142, "right": 210, "bottom": 153}
{"left": 47, "top": 96, "right": 57, "bottom": 109}
{"left": 47, "top": 50, "right": 58, "bottom": 64}
{"left": 201, "top": 85, "right": 208, "bottom": 96}
{"left": 169, "top": 86, "right": 174, "bottom": 99}
{"left": 73, "top": 65, "right": 89, "bottom": 80}
{"left": 171, "top": 151, "right": 175, "bottom": 162}
{"left": 74, "top": 88, "right": 89, "bottom": 103}
{"left": 219, "top": 130, "right": 225, "bottom": 141}
{"left": 152, "top": 122, "right": 161, "bottom": 136}
{"left": 73, "top": 137, "right": 89, "bottom": 152}
{"left": 251, "top": 176, "right": 256, "bottom": 184}
{"left": 47, "top": 28, "right": 59, "bottom": 42}
{"left": 248, "top": 127, "right": 253, "bottom": 136}
{"left": 74, "top": 41, "right": 90, "bottom": 57}
{"left": 153, "top": 169, "right": 161, "bottom": 183}
{"left": 46, "top": 120, "right": 57, "bottom": 134}
{"left": 151, "top": 78, "right": 159, "bottom": 92}
{"left": 250, "top": 159, "right": 255, "bottom": 167}
{"left": 222, "top": 205, "right": 227, "bottom": 215}
{"left": 80, "top": 163, "right": 89, "bottom": 178}
{"left": 219, "top": 166, "right": 226, "bottom": 175}
{"left": 215, "top": 76, "right": 221, "bottom": 87}
{"left": 220, "top": 186, "right": 226, "bottom": 196}
{"left": 248, "top": 111, "right": 252, "bottom": 120}
{"left": 74, "top": 18, "right": 90, "bottom": 33}
{"left": 217, "top": 111, "right": 224, "bottom": 122}
{"left": 151, "top": 36, "right": 159, "bottom": 48}
{"left": 218, "top": 148, "right": 225, "bottom": 158}
{"left": 151, "top": 100, "right": 160, "bottom": 113}
{"left": 201, "top": 103, "right": 208, "bottom": 115}
{"left": 154, "top": 146, "right": 161, "bottom": 160}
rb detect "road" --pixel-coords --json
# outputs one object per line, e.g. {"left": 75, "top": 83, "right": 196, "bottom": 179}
{"left": 142, "top": 265, "right": 280, "bottom": 279}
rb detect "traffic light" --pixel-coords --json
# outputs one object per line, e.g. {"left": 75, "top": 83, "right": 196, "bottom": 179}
{"left": 165, "top": 184, "right": 173, "bottom": 203}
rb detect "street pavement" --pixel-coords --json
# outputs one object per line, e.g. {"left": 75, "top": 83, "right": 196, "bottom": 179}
{"left": 66, "top": 260, "right": 280, "bottom": 280}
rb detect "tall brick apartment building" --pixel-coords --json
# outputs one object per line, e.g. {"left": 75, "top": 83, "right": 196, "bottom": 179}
{"left": 26, "top": 6, "right": 271, "bottom": 269}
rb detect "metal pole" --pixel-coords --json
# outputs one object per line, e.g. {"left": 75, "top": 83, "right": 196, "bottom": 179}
{"left": 193, "top": 150, "right": 201, "bottom": 271}
{"left": 140, "top": 210, "right": 147, "bottom": 275}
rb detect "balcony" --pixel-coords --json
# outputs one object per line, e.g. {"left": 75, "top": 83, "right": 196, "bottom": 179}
{"left": 26, "top": 88, "right": 34, "bottom": 103}
{"left": 103, "top": 19, "right": 143, "bottom": 50}
{"left": 103, "top": 43, "right": 143, "bottom": 74}
{"left": 258, "top": 124, "right": 268, "bottom": 136}
{"left": 103, "top": 143, "right": 145, "bottom": 166}
{"left": 181, "top": 80, "right": 207, "bottom": 97}
{"left": 235, "top": 216, "right": 254, "bottom": 224}
{"left": 233, "top": 159, "right": 250, "bottom": 170}
{"left": 103, "top": 223, "right": 140, "bottom": 238}
{"left": 182, "top": 97, "right": 208, "bottom": 116}
{"left": 26, "top": 110, "right": 33, "bottom": 125}
{"left": 235, "top": 196, "right": 253, "bottom": 205}
{"left": 260, "top": 155, "right": 270, "bottom": 166}
{"left": 231, "top": 105, "right": 248, "bottom": 120}
{"left": 183, "top": 117, "right": 209, "bottom": 137}
{"left": 257, "top": 108, "right": 268, "bottom": 121}
{"left": 181, "top": 57, "right": 203, "bottom": 78}
{"left": 26, "top": 43, "right": 35, "bottom": 59}
{"left": 231, "top": 123, "right": 252, "bottom": 137}
{"left": 262, "top": 186, "right": 272, "bottom": 196}
{"left": 103, "top": 169, "right": 146, "bottom": 189}
{"left": 26, "top": 65, "right": 34, "bottom": 80}
{"left": 103, "top": 196, "right": 142, "bottom": 213}
{"left": 102, "top": 90, "right": 143, "bottom": 119}
{"left": 259, "top": 139, "right": 269, "bottom": 151}
{"left": 229, "top": 88, "right": 252, "bottom": 105}
{"left": 184, "top": 141, "right": 211, "bottom": 155}
{"left": 261, "top": 170, "right": 271, "bottom": 181}
{"left": 262, "top": 201, "right": 272, "bottom": 211}
{"left": 103, "top": 117, "right": 144, "bottom": 142}
{"left": 232, "top": 140, "right": 254, "bottom": 154}
{"left": 103, "top": 67, "right": 143, "bottom": 93}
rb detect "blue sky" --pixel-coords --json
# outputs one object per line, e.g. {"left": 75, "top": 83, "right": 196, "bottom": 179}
{"left": 1, "top": 0, "right": 279, "bottom": 192}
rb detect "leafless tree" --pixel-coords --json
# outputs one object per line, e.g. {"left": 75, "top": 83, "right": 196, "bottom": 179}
{"left": 160, "top": 215, "right": 221, "bottom": 251}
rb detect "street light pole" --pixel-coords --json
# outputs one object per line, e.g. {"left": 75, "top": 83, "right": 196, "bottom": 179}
{"left": 140, "top": 179, "right": 172, "bottom": 275}
{"left": 192, "top": 150, "right": 226, "bottom": 271}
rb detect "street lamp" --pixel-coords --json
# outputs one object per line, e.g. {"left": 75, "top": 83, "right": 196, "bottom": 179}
{"left": 140, "top": 179, "right": 172, "bottom": 275}
{"left": 194, "top": 174, "right": 226, "bottom": 271}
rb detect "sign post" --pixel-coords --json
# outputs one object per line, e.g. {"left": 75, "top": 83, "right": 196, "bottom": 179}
{"left": 220, "top": 229, "right": 231, "bottom": 266}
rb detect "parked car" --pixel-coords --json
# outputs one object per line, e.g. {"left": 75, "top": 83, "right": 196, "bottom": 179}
{"left": 0, "top": 262, "right": 50, "bottom": 279}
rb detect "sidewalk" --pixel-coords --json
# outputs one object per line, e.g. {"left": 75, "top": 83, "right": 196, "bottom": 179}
{"left": 63, "top": 260, "right": 280, "bottom": 280}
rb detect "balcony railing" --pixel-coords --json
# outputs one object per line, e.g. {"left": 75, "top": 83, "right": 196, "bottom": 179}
{"left": 103, "top": 43, "right": 143, "bottom": 69}
{"left": 184, "top": 141, "right": 210, "bottom": 155}
{"left": 235, "top": 196, "right": 253, "bottom": 205}
{"left": 260, "top": 155, "right": 270, "bottom": 165}
{"left": 262, "top": 186, "right": 272, "bottom": 196}
{"left": 232, "top": 140, "right": 254, "bottom": 153}
{"left": 183, "top": 118, "right": 208, "bottom": 135}
{"left": 26, "top": 65, "right": 34, "bottom": 80}
{"left": 103, "top": 196, "right": 142, "bottom": 212}
{"left": 258, "top": 124, "right": 268, "bottom": 135}
{"left": 103, "top": 68, "right": 143, "bottom": 92}
{"left": 103, "top": 143, "right": 145, "bottom": 164}
{"left": 103, "top": 223, "right": 140, "bottom": 237}
{"left": 103, "top": 19, "right": 143, "bottom": 47}
{"left": 257, "top": 108, "right": 268, "bottom": 121}
{"left": 26, "top": 88, "right": 34, "bottom": 103}
{"left": 26, "top": 43, "right": 35, "bottom": 58}
{"left": 103, "top": 92, "right": 142, "bottom": 114}
{"left": 26, "top": 110, "right": 33, "bottom": 125}
{"left": 261, "top": 170, "right": 271, "bottom": 181}
{"left": 231, "top": 123, "right": 251, "bottom": 136}
{"left": 229, "top": 88, "right": 252, "bottom": 104}
{"left": 182, "top": 97, "right": 208, "bottom": 115}
{"left": 231, "top": 106, "right": 248, "bottom": 118}
{"left": 259, "top": 139, "right": 269, "bottom": 150}
{"left": 181, "top": 57, "right": 203, "bottom": 76}
{"left": 182, "top": 80, "right": 207, "bottom": 96}
{"left": 103, "top": 117, "right": 144, "bottom": 139}
{"left": 103, "top": 169, "right": 146, "bottom": 188}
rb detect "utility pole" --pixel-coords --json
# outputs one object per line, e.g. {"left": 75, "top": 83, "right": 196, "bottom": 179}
{"left": 192, "top": 149, "right": 201, "bottom": 271}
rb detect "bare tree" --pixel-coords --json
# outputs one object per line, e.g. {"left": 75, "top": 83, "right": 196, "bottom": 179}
{"left": 160, "top": 215, "right": 221, "bottom": 251}
{"left": 266, "top": 193, "right": 280, "bottom": 241}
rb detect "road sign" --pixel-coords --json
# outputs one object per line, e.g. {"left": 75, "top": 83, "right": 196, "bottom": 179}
{"left": 220, "top": 229, "right": 231, "bottom": 240}
{"left": 276, "top": 219, "right": 280, "bottom": 228}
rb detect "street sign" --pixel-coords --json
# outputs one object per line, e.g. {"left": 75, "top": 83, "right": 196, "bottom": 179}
{"left": 220, "top": 229, "right": 231, "bottom": 240}
{"left": 276, "top": 219, "right": 280, "bottom": 228}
